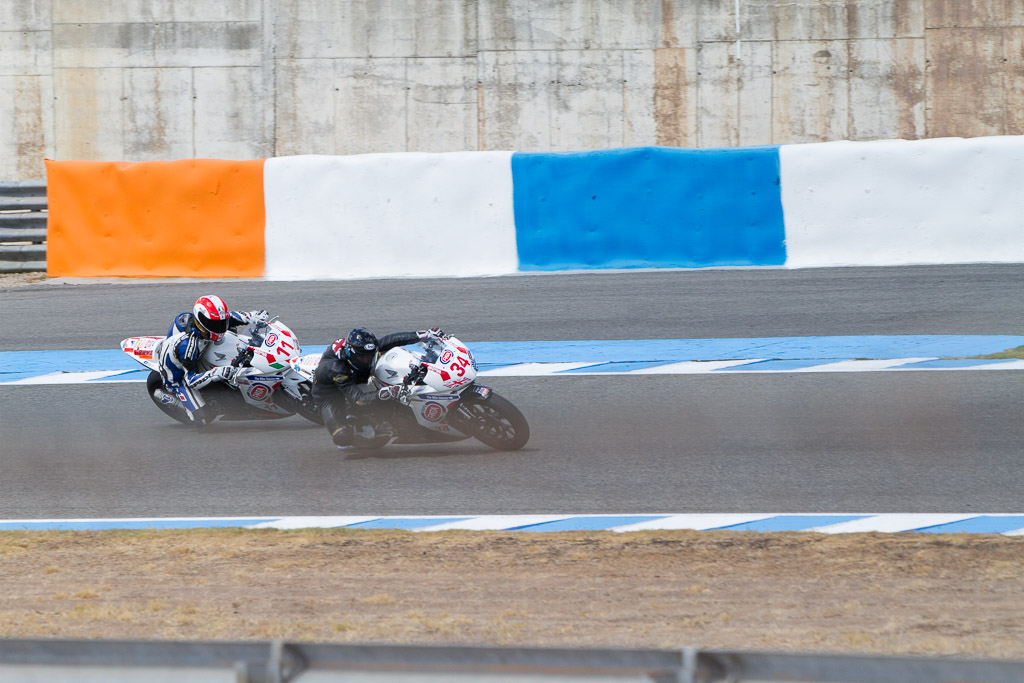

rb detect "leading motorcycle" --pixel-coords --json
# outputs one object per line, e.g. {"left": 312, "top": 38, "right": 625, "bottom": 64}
{"left": 290, "top": 333, "right": 530, "bottom": 451}
{"left": 121, "top": 318, "right": 322, "bottom": 426}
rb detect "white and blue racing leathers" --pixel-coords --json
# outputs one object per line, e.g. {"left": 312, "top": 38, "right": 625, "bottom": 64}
{"left": 157, "top": 310, "right": 266, "bottom": 421}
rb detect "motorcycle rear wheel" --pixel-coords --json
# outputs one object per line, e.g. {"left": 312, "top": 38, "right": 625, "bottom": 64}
{"left": 454, "top": 393, "right": 530, "bottom": 451}
{"left": 274, "top": 386, "right": 324, "bottom": 425}
{"left": 146, "top": 371, "right": 191, "bottom": 425}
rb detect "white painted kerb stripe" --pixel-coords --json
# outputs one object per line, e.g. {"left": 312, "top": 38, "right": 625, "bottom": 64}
{"left": 807, "top": 514, "right": 979, "bottom": 534}
{"left": 414, "top": 515, "right": 574, "bottom": 532}
{"left": 611, "top": 514, "right": 776, "bottom": 532}
{"left": 248, "top": 516, "right": 381, "bottom": 530}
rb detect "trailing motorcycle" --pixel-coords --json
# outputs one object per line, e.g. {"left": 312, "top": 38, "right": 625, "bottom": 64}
{"left": 290, "top": 333, "right": 530, "bottom": 451}
{"left": 121, "top": 318, "right": 321, "bottom": 426}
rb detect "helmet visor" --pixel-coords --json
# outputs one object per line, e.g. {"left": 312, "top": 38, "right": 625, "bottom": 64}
{"left": 196, "top": 314, "right": 230, "bottom": 339}
{"left": 348, "top": 349, "right": 376, "bottom": 369}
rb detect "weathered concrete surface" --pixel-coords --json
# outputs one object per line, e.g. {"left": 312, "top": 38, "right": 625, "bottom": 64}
{"left": 480, "top": 49, "right": 657, "bottom": 151}
{"left": 927, "top": 27, "right": 1011, "bottom": 138}
{"left": 849, "top": 39, "right": 926, "bottom": 141}
{"left": 277, "top": 0, "right": 477, "bottom": 59}
{"left": 123, "top": 67, "right": 193, "bottom": 160}
{"left": 695, "top": 41, "right": 771, "bottom": 148}
{"left": 654, "top": 47, "right": 696, "bottom": 147}
{"left": 0, "top": 75, "right": 53, "bottom": 179}
{"left": 51, "top": 0, "right": 262, "bottom": 24}
{"left": 773, "top": 40, "right": 851, "bottom": 143}
{"left": 2, "top": 0, "right": 1024, "bottom": 179}
{"left": 52, "top": 22, "right": 262, "bottom": 68}
{"left": 53, "top": 68, "right": 124, "bottom": 161}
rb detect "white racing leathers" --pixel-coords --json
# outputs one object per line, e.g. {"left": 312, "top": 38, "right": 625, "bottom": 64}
{"left": 156, "top": 310, "right": 265, "bottom": 422}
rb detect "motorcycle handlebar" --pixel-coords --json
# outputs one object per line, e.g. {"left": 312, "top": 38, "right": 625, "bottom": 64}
{"left": 231, "top": 346, "right": 254, "bottom": 368}
{"left": 403, "top": 363, "right": 427, "bottom": 386}
{"left": 231, "top": 321, "right": 269, "bottom": 368}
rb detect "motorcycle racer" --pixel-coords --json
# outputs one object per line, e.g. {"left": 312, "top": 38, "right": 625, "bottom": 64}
{"left": 157, "top": 294, "right": 271, "bottom": 425}
{"left": 314, "top": 326, "right": 445, "bottom": 447}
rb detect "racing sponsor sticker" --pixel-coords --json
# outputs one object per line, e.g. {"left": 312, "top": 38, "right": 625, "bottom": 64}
{"left": 265, "top": 333, "right": 278, "bottom": 346}
{"left": 137, "top": 338, "right": 159, "bottom": 358}
{"left": 422, "top": 402, "right": 445, "bottom": 422}
{"left": 440, "top": 350, "right": 453, "bottom": 364}
{"left": 248, "top": 383, "right": 270, "bottom": 401}
{"left": 420, "top": 394, "right": 458, "bottom": 401}
{"left": 246, "top": 375, "right": 282, "bottom": 383}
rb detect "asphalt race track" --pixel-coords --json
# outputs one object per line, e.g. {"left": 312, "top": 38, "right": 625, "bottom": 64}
{"left": 3, "top": 264, "right": 1024, "bottom": 519}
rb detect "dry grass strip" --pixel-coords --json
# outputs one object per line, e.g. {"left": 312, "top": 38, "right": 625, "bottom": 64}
{"left": 1, "top": 529, "right": 1021, "bottom": 658}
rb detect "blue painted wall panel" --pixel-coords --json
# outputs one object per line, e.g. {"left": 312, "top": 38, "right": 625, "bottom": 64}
{"left": 512, "top": 146, "right": 786, "bottom": 270}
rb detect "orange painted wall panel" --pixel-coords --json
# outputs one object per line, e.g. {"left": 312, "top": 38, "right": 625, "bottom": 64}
{"left": 45, "top": 159, "right": 266, "bottom": 277}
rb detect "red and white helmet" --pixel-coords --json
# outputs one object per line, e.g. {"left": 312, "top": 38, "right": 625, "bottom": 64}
{"left": 192, "top": 295, "right": 230, "bottom": 341}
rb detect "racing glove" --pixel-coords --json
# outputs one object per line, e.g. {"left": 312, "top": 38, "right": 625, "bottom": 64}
{"left": 212, "top": 365, "right": 239, "bottom": 386}
{"left": 416, "top": 327, "right": 445, "bottom": 340}
{"left": 234, "top": 309, "right": 270, "bottom": 325}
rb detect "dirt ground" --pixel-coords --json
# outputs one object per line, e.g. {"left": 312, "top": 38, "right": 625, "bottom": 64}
{"left": 1, "top": 528, "right": 1022, "bottom": 659}
{"left": 0, "top": 272, "right": 47, "bottom": 288}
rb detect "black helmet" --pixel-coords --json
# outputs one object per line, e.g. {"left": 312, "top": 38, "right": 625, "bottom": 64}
{"left": 345, "top": 327, "right": 378, "bottom": 371}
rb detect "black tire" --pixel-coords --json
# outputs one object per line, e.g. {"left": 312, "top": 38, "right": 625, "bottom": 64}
{"left": 275, "top": 384, "right": 324, "bottom": 425}
{"left": 454, "top": 393, "right": 530, "bottom": 451}
{"left": 146, "top": 371, "right": 191, "bottom": 425}
{"left": 274, "top": 389, "right": 321, "bottom": 421}
{"left": 295, "top": 381, "right": 324, "bottom": 425}
{"left": 295, "top": 400, "right": 324, "bottom": 425}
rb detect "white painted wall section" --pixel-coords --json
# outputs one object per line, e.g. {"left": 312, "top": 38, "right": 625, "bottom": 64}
{"left": 263, "top": 152, "right": 519, "bottom": 279}
{"left": 781, "top": 136, "right": 1024, "bottom": 267}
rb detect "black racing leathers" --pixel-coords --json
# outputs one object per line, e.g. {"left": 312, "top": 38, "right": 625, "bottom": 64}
{"left": 312, "top": 331, "right": 420, "bottom": 443}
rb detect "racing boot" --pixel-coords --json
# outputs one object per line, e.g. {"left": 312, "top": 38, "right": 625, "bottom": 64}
{"left": 331, "top": 423, "right": 355, "bottom": 448}
{"left": 192, "top": 398, "right": 224, "bottom": 426}
{"left": 352, "top": 422, "right": 391, "bottom": 450}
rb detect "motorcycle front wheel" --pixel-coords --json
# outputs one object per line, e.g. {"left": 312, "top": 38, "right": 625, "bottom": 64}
{"left": 146, "top": 371, "right": 191, "bottom": 425}
{"left": 453, "top": 393, "right": 530, "bottom": 451}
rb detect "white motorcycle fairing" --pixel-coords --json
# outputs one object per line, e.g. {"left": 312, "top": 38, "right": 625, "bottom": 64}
{"left": 371, "top": 336, "right": 478, "bottom": 437}
{"left": 289, "top": 334, "right": 529, "bottom": 450}
{"left": 122, "top": 318, "right": 320, "bottom": 425}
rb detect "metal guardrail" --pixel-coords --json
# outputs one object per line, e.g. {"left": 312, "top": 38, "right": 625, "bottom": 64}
{"left": 0, "top": 640, "right": 1022, "bottom": 682}
{"left": 0, "top": 180, "right": 47, "bottom": 273}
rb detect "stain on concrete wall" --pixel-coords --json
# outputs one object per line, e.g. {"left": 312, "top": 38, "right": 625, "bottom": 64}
{"left": 2, "top": 0, "right": 1023, "bottom": 179}
{"left": 654, "top": 48, "right": 693, "bottom": 147}
{"left": 849, "top": 38, "right": 926, "bottom": 141}
{"left": 1006, "top": 27, "right": 1024, "bottom": 135}
{"left": 13, "top": 76, "right": 52, "bottom": 179}
{"left": 927, "top": 27, "right": 1007, "bottom": 138}
{"left": 0, "top": 0, "right": 52, "bottom": 179}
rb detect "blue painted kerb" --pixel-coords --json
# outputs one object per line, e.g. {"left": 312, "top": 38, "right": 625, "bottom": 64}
{"left": 511, "top": 146, "right": 786, "bottom": 270}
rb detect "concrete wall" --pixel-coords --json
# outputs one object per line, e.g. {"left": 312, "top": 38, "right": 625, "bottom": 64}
{"left": 4, "top": 0, "right": 1024, "bottom": 179}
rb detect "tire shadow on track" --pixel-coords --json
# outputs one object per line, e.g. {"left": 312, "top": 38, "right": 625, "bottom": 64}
{"left": 152, "top": 420, "right": 321, "bottom": 435}
{"left": 338, "top": 446, "right": 539, "bottom": 462}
